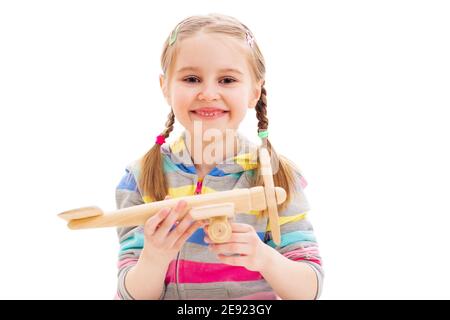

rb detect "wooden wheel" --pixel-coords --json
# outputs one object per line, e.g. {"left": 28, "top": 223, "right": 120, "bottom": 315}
{"left": 208, "top": 216, "right": 232, "bottom": 243}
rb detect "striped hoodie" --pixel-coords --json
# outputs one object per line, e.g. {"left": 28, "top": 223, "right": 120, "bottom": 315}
{"left": 115, "top": 131, "right": 323, "bottom": 299}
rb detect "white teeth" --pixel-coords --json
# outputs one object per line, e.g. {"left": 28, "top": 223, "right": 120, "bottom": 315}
{"left": 195, "top": 111, "right": 223, "bottom": 117}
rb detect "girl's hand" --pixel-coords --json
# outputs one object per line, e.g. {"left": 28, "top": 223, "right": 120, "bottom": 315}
{"left": 142, "top": 197, "right": 202, "bottom": 265}
{"left": 204, "top": 222, "right": 274, "bottom": 272}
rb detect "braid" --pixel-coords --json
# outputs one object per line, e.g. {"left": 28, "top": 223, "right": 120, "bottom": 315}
{"left": 255, "top": 85, "right": 268, "bottom": 128}
{"left": 254, "top": 83, "right": 296, "bottom": 213}
{"left": 255, "top": 83, "right": 269, "bottom": 146}
{"left": 161, "top": 110, "right": 175, "bottom": 137}
{"left": 140, "top": 109, "right": 175, "bottom": 202}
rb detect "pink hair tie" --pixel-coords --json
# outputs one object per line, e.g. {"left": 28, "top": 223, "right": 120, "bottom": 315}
{"left": 155, "top": 135, "right": 166, "bottom": 145}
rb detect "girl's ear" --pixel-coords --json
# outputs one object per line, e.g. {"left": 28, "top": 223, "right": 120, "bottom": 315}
{"left": 159, "top": 74, "right": 170, "bottom": 105}
{"left": 249, "top": 79, "right": 264, "bottom": 109}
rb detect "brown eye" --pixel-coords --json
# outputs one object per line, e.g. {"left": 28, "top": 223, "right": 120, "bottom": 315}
{"left": 184, "top": 76, "right": 200, "bottom": 83}
{"left": 220, "top": 77, "right": 236, "bottom": 84}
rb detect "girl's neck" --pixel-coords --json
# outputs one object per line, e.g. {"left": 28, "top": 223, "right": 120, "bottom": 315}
{"left": 186, "top": 131, "right": 239, "bottom": 179}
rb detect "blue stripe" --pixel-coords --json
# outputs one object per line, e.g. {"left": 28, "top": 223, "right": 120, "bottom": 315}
{"left": 117, "top": 169, "right": 138, "bottom": 192}
{"left": 187, "top": 228, "right": 207, "bottom": 245}
{"left": 119, "top": 232, "right": 144, "bottom": 254}
{"left": 256, "top": 232, "right": 265, "bottom": 241}
{"left": 163, "top": 156, "right": 180, "bottom": 173}
{"left": 175, "top": 163, "right": 197, "bottom": 174}
{"left": 208, "top": 167, "right": 226, "bottom": 177}
{"left": 162, "top": 155, "right": 197, "bottom": 174}
{"left": 266, "top": 231, "right": 316, "bottom": 248}
{"left": 120, "top": 227, "right": 267, "bottom": 253}
{"left": 188, "top": 228, "right": 265, "bottom": 246}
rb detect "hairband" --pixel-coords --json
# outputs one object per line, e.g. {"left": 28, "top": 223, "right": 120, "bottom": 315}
{"left": 258, "top": 130, "right": 268, "bottom": 139}
{"left": 169, "top": 24, "right": 180, "bottom": 46}
{"left": 155, "top": 135, "right": 166, "bottom": 145}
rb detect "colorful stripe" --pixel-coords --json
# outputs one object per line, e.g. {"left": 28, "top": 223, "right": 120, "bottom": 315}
{"left": 119, "top": 224, "right": 266, "bottom": 253}
{"left": 174, "top": 163, "right": 197, "bottom": 174}
{"left": 120, "top": 233, "right": 144, "bottom": 254}
{"left": 292, "top": 257, "right": 322, "bottom": 265}
{"left": 162, "top": 156, "right": 181, "bottom": 173}
{"left": 116, "top": 131, "right": 322, "bottom": 300}
{"left": 118, "top": 258, "right": 138, "bottom": 269}
{"left": 266, "top": 230, "right": 316, "bottom": 248}
{"left": 188, "top": 228, "right": 265, "bottom": 246}
{"left": 233, "top": 153, "right": 258, "bottom": 171}
{"left": 117, "top": 169, "right": 138, "bottom": 191}
{"left": 266, "top": 212, "right": 307, "bottom": 231}
{"left": 208, "top": 167, "right": 227, "bottom": 177}
{"left": 165, "top": 260, "right": 263, "bottom": 284}
{"left": 170, "top": 136, "right": 186, "bottom": 153}
{"left": 283, "top": 247, "right": 321, "bottom": 265}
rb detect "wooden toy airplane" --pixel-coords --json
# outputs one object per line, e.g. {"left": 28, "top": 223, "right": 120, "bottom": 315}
{"left": 58, "top": 148, "right": 285, "bottom": 245}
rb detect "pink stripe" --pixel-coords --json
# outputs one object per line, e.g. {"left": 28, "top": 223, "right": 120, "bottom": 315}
{"left": 118, "top": 258, "right": 138, "bottom": 269}
{"left": 165, "top": 260, "right": 263, "bottom": 284}
{"left": 292, "top": 257, "right": 322, "bottom": 265}
{"left": 284, "top": 248, "right": 322, "bottom": 266}
{"left": 165, "top": 260, "right": 177, "bottom": 284}
{"left": 284, "top": 248, "right": 320, "bottom": 259}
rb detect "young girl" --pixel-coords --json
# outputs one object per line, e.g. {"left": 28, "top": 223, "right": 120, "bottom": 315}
{"left": 115, "top": 13, "right": 323, "bottom": 300}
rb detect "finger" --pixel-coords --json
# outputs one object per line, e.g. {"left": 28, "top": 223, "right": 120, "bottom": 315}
{"left": 202, "top": 222, "right": 212, "bottom": 235}
{"left": 176, "top": 202, "right": 195, "bottom": 221}
{"left": 166, "top": 211, "right": 196, "bottom": 246}
{"left": 210, "top": 242, "right": 251, "bottom": 256}
{"left": 203, "top": 224, "right": 252, "bottom": 243}
{"left": 144, "top": 207, "right": 170, "bottom": 237}
{"left": 154, "top": 200, "right": 187, "bottom": 238}
{"left": 217, "top": 254, "right": 247, "bottom": 267}
{"left": 229, "top": 223, "right": 254, "bottom": 233}
{"left": 173, "top": 220, "right": 203, "bottom": 249}
{"left": 164, "top": 195, "right": 171, "bottom": 200}
{"left": 204, "top": 232, "right": 249, "bottom": 245}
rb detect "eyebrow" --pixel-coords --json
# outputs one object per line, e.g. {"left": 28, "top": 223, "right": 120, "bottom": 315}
{"left": 176, "top": 66, "right": 244, "bottom": 75}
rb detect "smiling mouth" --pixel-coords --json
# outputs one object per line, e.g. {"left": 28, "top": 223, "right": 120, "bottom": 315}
{"left": 190, "top": 109, "right": 229, "bottom": 120}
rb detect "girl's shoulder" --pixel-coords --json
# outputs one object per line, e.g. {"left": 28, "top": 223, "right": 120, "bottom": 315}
{"left": 279, "top": 154, "right": 308, "bottom": 182}
{"left": 115, "top": 159, "right": 144, "bottom": 197}
{"left": 124, "top": 159, "right": 142, "bottom": 182}
{"left": 119, "top": 148, "right": 170, "bottom": 194}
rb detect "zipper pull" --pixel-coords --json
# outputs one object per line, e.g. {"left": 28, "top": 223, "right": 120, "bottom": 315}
{"left": 195, "top": 178, "right": 203, "bottom": 194}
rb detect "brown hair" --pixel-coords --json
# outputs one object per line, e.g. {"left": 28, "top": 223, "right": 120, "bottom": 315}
{"left": 140, "top": 13, "right": 300, "bottom": 212}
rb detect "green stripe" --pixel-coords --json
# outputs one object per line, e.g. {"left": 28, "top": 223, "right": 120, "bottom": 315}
{"left": 266, "top": 231, "right": 316, "bottom": 248}
{"left": 119, "top": 233, "right": 144, "bottom": 254}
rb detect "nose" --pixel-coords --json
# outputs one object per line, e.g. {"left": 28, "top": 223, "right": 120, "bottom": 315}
{"left": 198, "top": 81, "right": 220, "bottom": 101}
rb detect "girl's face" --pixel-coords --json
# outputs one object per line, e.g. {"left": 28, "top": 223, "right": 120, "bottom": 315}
{"left": 160, "top": 32, "right": 263, "bottom": 137}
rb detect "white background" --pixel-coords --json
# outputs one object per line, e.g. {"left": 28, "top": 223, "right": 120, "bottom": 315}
{"left": 0, "top": 0, "right": 449, "bottom": 299}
